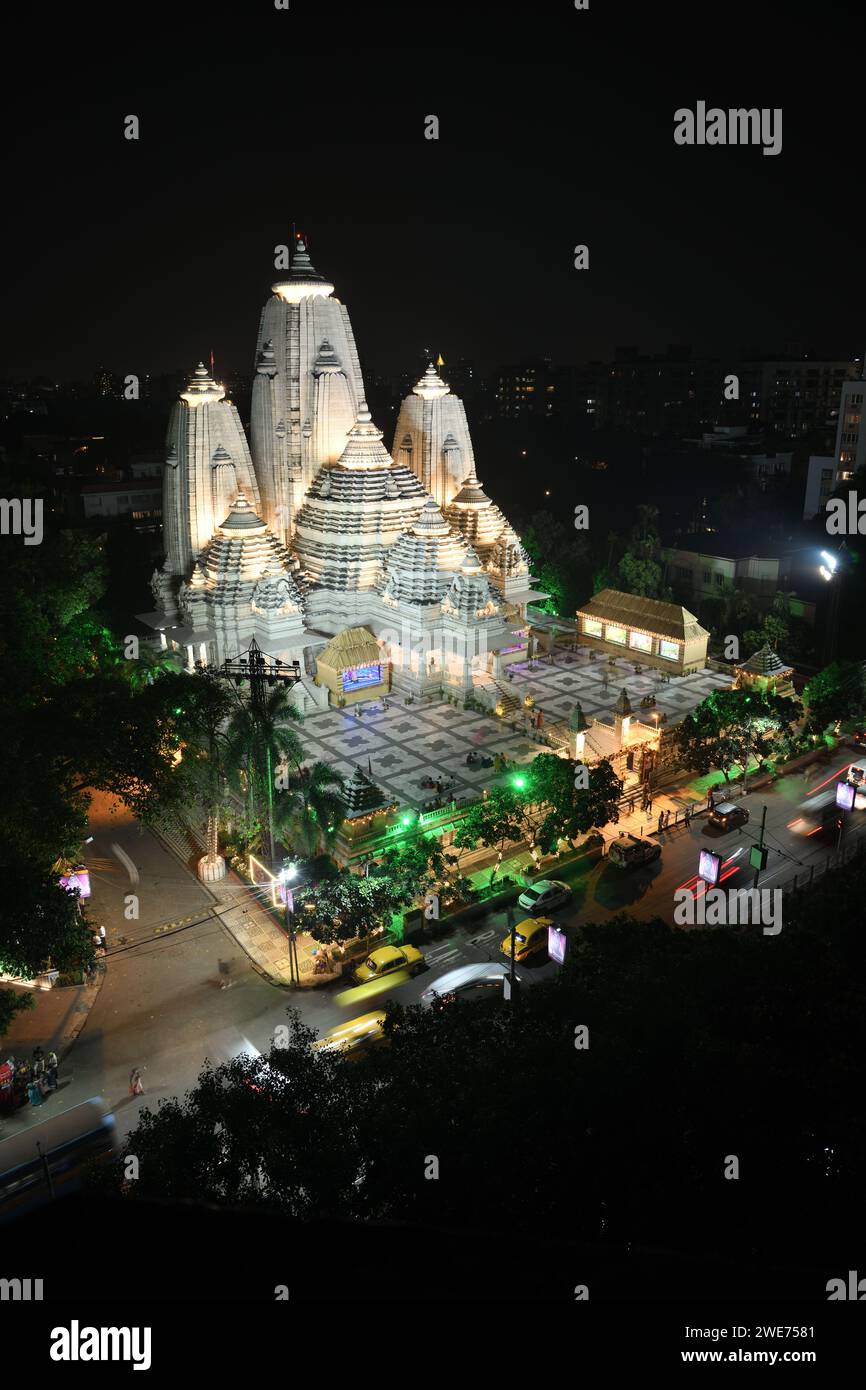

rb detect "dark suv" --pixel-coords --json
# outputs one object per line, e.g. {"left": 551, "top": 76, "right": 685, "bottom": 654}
{"left": 608, "top": 833, "right": 662, "bottom": 869}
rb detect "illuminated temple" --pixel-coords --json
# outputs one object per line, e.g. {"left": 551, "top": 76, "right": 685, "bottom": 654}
{"left": 144, "top": 238, "right": 542, "bottom": 706}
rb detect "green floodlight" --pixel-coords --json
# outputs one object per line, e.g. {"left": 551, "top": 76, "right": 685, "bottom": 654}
{"left": 401, "top": 812, "right": 415, "bottom": 827}
{"left": 512, "top": 773, "right": 527, "bottom": 791}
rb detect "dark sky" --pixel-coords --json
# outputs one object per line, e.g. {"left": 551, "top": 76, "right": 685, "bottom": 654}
{"left": 5, "top": 0, "right": 865, "bottom": 382}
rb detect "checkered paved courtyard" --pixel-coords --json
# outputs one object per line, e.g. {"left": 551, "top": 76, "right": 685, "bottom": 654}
{"left": 297, "top": 645, "right": 733, "bottom": 812}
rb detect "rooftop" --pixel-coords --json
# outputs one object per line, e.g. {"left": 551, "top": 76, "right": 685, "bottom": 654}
{"left": 576, "top": 589, "right": 708, "bottom": 643}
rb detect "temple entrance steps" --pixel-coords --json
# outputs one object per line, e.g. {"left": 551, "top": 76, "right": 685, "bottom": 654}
{"left": 473, "top": 672, "right": 520, "bottom": 716}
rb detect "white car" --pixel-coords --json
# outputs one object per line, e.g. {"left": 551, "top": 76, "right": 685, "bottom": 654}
{"left": 517, "top": 879, "right": 572, "bottom": 914}
{"left": 420, "top": 962, "right": 512, "bottom": 1005}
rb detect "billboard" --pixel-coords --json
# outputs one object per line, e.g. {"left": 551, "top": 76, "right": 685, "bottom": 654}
{"left": 547, "top": 925, "right": 567, "bottom": 964}
{"left": 698, "top": 849, "right": 722, "bottom": 886}
{"left": 836, "top": 780, "right": 855, "bottom": 811}
{"left": 59, "top": 868, "right": 91, "bottom": 900}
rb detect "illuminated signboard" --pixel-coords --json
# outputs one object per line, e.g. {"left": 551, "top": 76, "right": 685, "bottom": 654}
{"left": 547, "top": 924, "right": 567, "bottom": 964}
{"left": 59, "top": 868, "right": 91, "bottom": 900}
{"left": 836, "top": 780, "right": 855, "bottom": 811}
{"left": 499, "top": 644, "right": 526, "bottom": 655}
{"left": 341, "top": 663, "right": 382, "bottom": 692}
{"left": 698, "top": 849, "right": 722, "bottom": 886}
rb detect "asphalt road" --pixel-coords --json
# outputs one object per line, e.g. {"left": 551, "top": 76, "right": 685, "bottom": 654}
{"left": 5, "top": 762, "right": 864, "bottom": 1142}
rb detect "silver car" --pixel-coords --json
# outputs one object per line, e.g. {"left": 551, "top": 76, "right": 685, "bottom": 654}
{"left": 420, "top": 962, "right": 511, "bottom": 1006}
{"left": 517, "top": 879, "right": 571, "bottom": 914}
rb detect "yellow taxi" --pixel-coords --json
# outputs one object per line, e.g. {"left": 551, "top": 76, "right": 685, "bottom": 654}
{"left": 311, "top": 1011, "right": 389, "bottom": 1058}
{"left": 352, "top": 944, "right": 425, "bottom": 985}
{"left": 499, "top": 916, "right": 553, "bottom": 963}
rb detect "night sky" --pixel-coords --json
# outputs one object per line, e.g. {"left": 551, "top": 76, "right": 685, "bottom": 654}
{"left": 5, "top": 0, "right": 865, "bottom": 382}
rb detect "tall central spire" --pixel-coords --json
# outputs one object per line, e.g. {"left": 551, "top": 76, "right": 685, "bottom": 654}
{"left": 271, "top": 237, "right": 335, "bottom": 303}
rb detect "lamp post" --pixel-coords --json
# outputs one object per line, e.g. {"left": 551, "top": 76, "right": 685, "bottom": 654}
{"left": 819, "top": 546, "right": 846, "bottom": 666}
{"left": 279, "top": 864, "right": 301, "bottom": 985}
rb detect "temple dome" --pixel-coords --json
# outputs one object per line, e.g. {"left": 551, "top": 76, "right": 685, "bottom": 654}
{"left": 293, "top": 406, "right": 429, "bottom": 592}
{"left": 271, "top": 238, "right": 335, "bottom": 302}
{"left": 180, "top": 362, "right": 225, "bottom": 408}
{"left": 412, "top": 363, "right": 450, "bottom": 400}
{"left": 184, "top": 494, "right": 304, "bottom": 614}
{"left": 379, "top": 499, "right": 479, "bottom": 606}
{"left": 440, "top": 565, "right": 500, "bottom": 622}
{"left": 444, "top": 467, "right": 529, "bottom": 582}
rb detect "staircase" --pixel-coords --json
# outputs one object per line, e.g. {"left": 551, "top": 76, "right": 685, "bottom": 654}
{"left": 150, "top": 813, "right": 205, "bottom": 868}
{"left": 474, "top": 673, "right": 521, "bottom": 717}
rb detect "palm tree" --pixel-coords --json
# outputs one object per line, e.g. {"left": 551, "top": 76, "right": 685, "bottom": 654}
{"left": 273, "top": 761, "right": 346, "bottom": 858}
{"left": 224, "top": 685, "right": 304, "bottom": 867}
{"left": 168, "top": 672, "right": 235, "bottom": 876}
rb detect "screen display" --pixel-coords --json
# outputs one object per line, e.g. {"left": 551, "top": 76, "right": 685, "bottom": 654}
{"left": 59, "top": 869, "right": 91, "bottom": 899}
{"left": 698, "top": 849, "right": 722, "bottom": 886}
{"left": 836, "top": 780, "right": 855, "bottom": 810}
{"left": 342, "top": 663, "right": 382, "bottom": 692}
{"left": 547, "top": 925, "right": 567, "bottom": 964}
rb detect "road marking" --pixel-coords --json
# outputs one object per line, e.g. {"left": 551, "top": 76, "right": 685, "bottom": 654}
{"left": 111, "top": 842, "right": 140, "bottom": 885}
{"left": 472, "top": 929, "right": 497, "bottom": 942}
{"left": 427, "top": 948, "right": 461, "bottom": 965}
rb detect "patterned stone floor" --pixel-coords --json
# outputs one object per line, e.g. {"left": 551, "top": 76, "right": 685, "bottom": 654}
{"left": 298, "top": 646, "right": 733, "bottom": 813}
{"left": 504, "top": 647, "right": 733, "bottom": 728}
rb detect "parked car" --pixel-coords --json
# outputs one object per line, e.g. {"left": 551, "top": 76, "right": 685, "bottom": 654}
{"left": 352, "top": 944, "right": 425, "bottom": 985}
{"left": 708, "top": 801, "right": 750, "bottom": 833}
{"left": 517, "top": 879, "right": 571, "bottom": 914}
{"left": 420, "top": 962, "right": 511, "bottom": 1006}
{"left": 311, "top": 1011, "right": 389, "bottom": 1058}
{"left": 607, "top": 833, "right": 662, "bottom": 869}
{"left": 500, "top": 916, "right": 553, "bottom": 963}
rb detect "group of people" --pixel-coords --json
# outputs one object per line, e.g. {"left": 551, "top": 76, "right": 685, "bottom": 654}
{"left": 5, "top": 1046, "right": 60, "bottom": 1107}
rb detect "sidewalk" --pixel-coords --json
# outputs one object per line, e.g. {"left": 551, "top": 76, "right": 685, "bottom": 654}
{"left": 0, "top": 972, "right": 103, "bottom": 1064}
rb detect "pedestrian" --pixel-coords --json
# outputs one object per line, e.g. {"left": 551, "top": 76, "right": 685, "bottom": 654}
{"left": 684, "top": 805, "right": 691, "bottom": 827}
{"left": 46, "top": 1050, "right": 58, "bottom": 1090}
{"left": 32, "top": 1045, "right": 44, "bottom": 1068}
{"left": 647, "top": 795, "right": 653, "bottom": 814}
{"left": 98, "top": 925, "right": 106, "bottom": 945}
{"left": 129, "top": 1068, "right": 144, "bottom": 1097}
{"left": 657, "top": 812, "right": 663, "bottom": 834}
{"left": 33, "top": 1053, "right": 44, "bottom": 1080}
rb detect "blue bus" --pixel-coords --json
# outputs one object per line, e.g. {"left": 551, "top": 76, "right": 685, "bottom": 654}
{"left": 0, "top": 1098, "right": 118, "bottom": 1221}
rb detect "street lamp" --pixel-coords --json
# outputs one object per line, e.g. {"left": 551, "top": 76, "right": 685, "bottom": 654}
{"left": 279, "top": 865, "right": 301, "bottom": 984}
{"left": 818, "top": 544, "right": 846, "bottom": 664}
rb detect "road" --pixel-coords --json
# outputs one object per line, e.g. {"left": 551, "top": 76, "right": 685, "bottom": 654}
{"left": 4, "top": 762, "right": 864, "bottom": 1142}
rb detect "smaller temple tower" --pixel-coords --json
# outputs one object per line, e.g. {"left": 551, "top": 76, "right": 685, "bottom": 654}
{"left": 392, "top": 363, "right": 477, "bottom": 509}
{"left": 154, "top": 363, "right": 261, "bottom": 619}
